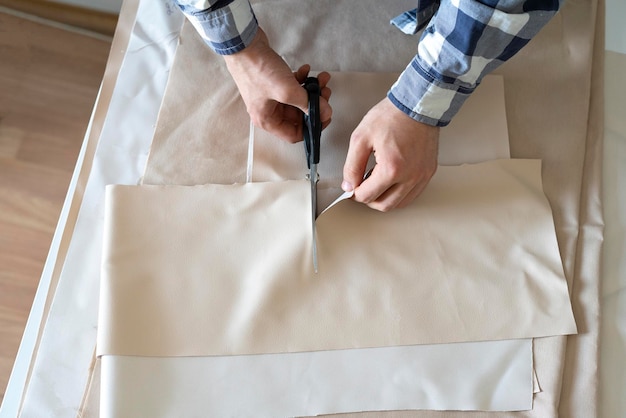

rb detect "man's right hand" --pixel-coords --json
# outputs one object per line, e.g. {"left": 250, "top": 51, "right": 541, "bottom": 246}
{"left": 342, "top": 98, "right": 439, "bottom": 212}
{"left": 224, "top": 28, "right": 332, "bottom": 143}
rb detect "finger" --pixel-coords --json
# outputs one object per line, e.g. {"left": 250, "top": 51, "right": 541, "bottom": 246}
{"left": 283, "top": 103, "right": 304, "bottom": 125}
{"left": 319, "top": 96, "right": 333, "bottom": 128}
{"left": 277, "top": 65, "right": 311, "bottom": 114}
{"left": 317, "top": 71, "right": 332, "bottom": 103}
{"left": 361, "top": 182, "right": 405, "bottom": 212}
{"left": 294, "top": 64, "right": 311, "bottom": 83}
{"left": 320, "top": 86, "right": 332, "bottom": 101}
{"left": 270, "top": 116, "right": 302, "bottom": 143}
{"left": 279, "top": 81, "right": 310, "bottom": 115}
{"left": 253, "top": 100, "right": 301, "bottom": 143}
{"left": 318, "top": 72, "right": 332, "bottom": 117}
{"left": 299, "top": 72, "right": 333, "bottom": 129}
{"left": 293, "top": 68, "right": 332, "bottom": 130}
{"left": 317, "top": 71, "right": 331, "bottom": 88}
{"left": 366, "top": 168, "right": 435, "bottom": 211}
{"left": 394, "top": 180, "right": 428, "bottom": 209}
{"left": 342, "top": 133, "right": 373, "bottom": 192}
{"left": 352, "top": 166, "right": 398, "bottom": 206}
{"left": 319, "top": 78, "right": 333, "bottom": 126}
{"left": 321, "top": 117, "right": 332, "bottom": 130}
{"left": 308, "top": 71, "right": 333, "bottom": 125}
{"left": 366, "top": 180, "right": 421, "bottom": 212}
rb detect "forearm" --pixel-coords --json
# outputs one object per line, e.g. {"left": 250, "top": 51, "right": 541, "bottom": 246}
{"left": 389, "top": 0, "right": 562, "bottom": 126}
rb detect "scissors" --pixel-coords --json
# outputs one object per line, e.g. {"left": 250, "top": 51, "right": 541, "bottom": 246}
{"left": 302, "top": 77, "right": 321, "bottom": 273}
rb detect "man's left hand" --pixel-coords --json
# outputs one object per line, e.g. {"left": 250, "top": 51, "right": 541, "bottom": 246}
{"left": 342, "top": 98, "right": 439, "bottom": 212}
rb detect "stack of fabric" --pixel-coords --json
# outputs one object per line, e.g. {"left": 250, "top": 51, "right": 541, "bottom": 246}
{"left": 97, "top": 1, "right": 603, "bottom": 416}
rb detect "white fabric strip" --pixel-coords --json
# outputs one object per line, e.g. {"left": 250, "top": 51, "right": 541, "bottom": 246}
{"left": 100, "top": 339, "right": 533, "bottom": 417}
{"left": 246, "top": 122, "right": 254, "bottom": 183}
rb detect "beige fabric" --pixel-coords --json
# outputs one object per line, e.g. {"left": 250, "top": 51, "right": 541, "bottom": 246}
{"left": 9, "top": 0, "right": 599, "bottom": 414}
{"left": 142, "top": 24, "right": 249, "bottom": 186}
{"left": 99, "top": 340, "right": 534, "bottom": 417}
{"left": 99, "top": 159, "right": 575, "bottom": 357}
{"left": 133, "top": 0, "right": 603, "bottom": 416}
{"left": 143, "top": 28, "right": 510, "bottom": 188}
{"left": 497, "top": 2, "right": 604, "bottom": 417}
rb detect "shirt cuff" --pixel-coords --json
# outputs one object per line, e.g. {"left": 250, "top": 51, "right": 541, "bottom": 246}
{"left": 180, "top": 0, "right": 258, "bottom": 55}
{"left": 390, "top": 3, "right": 440, "bottom": 35}
{"left": 388, "top": 56, "right": 475, "bottom": 127}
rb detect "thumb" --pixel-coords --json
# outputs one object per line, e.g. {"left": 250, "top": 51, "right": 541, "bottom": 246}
{"left": 283, "top": 81, "right": 309, "bottom": 114}
{"left": 286, "top": 64, "right": 313, "bottom": 114}
{"left": 342, "top": 135, "right": 372, "bottom": 192}
{"left": 294, "top": 64, "right": 311, "bottom": 84}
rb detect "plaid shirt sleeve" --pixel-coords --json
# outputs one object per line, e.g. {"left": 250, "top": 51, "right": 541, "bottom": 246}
{"left": 389, "top": 0, "right": 562, "bottom": 127}
{"left": 174, "top": 0, "right": 258, "bottom": 55}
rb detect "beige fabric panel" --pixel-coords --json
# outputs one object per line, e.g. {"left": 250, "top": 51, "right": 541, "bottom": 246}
{"left": 255, "top": 2, "right": 604, "bottom": 417}
{"left": 136, "top": 0, "right": 602, "bottom": 416}
{"left": 558, "top": 1, "right": 605, "bottom": 415}
{"left": 99, "top": 159, "right": 575, "bottom": 357}
{"left": 493, "top": 1, "right": 604, "bottom": 416}
{"left": 142, "top": 26, "right": 250, "bottom": 186}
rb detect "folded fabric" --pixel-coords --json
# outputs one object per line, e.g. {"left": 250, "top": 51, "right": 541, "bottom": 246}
{"left": 95, "top": 1, "right": 602, "bottom": 415}
{"left": 98, "top": 159, "right": 576, "bottom": 357}
{"left": 100, "top": 339, "right": 533, "bottom": 417}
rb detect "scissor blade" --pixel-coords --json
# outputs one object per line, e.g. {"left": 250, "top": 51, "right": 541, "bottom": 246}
{"left": 309, "top": 164, "right": 319, "bottom": 273}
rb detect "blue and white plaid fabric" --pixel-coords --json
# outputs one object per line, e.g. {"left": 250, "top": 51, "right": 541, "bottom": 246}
{"left": 389, "top": 0, "right": 561, "bottom": 126}
{"left": 175, "top": 0, "right": 258, "bottom": 55}
{"left": 175, "top": 0, "right": 561, "bottom": 126}
{"left": 391, "top": 0, "right": 440, "bottom": 35}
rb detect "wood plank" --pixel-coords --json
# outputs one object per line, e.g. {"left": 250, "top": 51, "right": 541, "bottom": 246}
{"left": 0, "top": 11, "right": 110, "bottom": 403}
{"left": 0, "top": 12, "right": 109, "bottom": 172}
{"left": 0, "top": 0, "right": 118, "bottom": 36}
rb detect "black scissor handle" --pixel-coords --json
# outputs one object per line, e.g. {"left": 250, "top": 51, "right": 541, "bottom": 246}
{"left": 303, "top": 77, "right": 321, "bottom": 169}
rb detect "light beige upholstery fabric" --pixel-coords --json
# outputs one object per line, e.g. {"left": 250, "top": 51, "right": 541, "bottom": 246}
{"left": 99, "top": 160, "right": 575, "bottom": 357}
{"left": 126, "top": 0, "right": 603, "bottom": 416}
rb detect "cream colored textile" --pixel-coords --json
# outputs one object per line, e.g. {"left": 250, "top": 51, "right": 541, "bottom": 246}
{"left": 3, "top": 0, "right": 599, "bottom": 414}
{"left": 102, "top": 31, "right": 541, "bottom": 416}
{"left": 101, "top": 61, "right": 540, "bottom": 416}
{"left": 100, "top": 340, "right": 533, "bottom": 417}
{"left": 130, "top": 0, "right": 603, "bottom": 416}
{"left": 99, "top": 159, "right": 575, "bottom": 357}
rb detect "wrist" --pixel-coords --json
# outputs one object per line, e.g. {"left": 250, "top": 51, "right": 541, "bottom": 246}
{"left": 223, "top": 27, "right": 269, "bottom": 64}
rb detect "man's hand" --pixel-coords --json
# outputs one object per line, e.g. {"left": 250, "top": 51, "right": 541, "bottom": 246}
{"left": 223, "top": 28, "right": 332, "bottom": 143}
{"left": 342, "top": 98, "right": 439, "bottom": 212}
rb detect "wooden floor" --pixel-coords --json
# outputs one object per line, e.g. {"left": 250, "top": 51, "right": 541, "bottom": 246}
{"left": 0, "top": 11, "right": 111, "bottom": 404}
